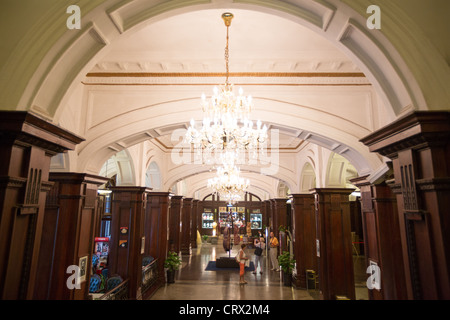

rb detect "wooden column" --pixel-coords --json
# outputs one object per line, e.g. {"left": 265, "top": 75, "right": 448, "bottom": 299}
{"left": 289, "top": 193, "right": 316, "bottom": 289}
{"left": 351, "top": 175, "right": 407, "bottom": 300}
{"left": 361, "top": 111, "right": 450, "bottom": 299}
{"left": 145, "top": 192, "right": 170, "bottom": 286}
{"left": 168, "top": 196, "right": 183, "bottom": 254}
{"left": 191, "top": 199, "right": 199, "bottom": 248}
{"left": 272, "top": 198, "right": 288, "bottom": 252}
{"left": 109, "top": 186, "right": 150, "bottom": 299}
{"left": 34, "top": 173, "right": 108, "bottom": 299}
{"left": 268, "top": 199, "right": 275, "bottom": 232}
{"left": 263, "top": 200, "right": 270, "bottom": 231}
{"left": 181, "top": 198, "right": 193, "bottom": 255}
{"left": 0, "top": 111, "right": 83, "bottom": 300}
{"left": 312, "top": 188, "right": 355, "bottom": 300}
{"left": 197, "top": 200, "right": 204, "bottom": 236}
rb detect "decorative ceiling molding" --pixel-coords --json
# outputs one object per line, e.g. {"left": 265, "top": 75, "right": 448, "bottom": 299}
{"left": 83, "top": 71, "right": 370, "bottom": 86}
{"left": 86, "top": 72, "right": 365, "bottom": 77}
{"left": 89, "top": 59, "right": 361, "bottom": 73}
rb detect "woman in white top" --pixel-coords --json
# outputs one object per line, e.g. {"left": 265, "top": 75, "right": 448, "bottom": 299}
{"left": 238, "top": 243, "right": 249, "bottom": 284}
{"left": 252, "top": 237, "right": 265, "bottom": 274}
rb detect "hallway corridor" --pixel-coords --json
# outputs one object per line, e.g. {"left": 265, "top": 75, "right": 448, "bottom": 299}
{"left": 149, "top": 238, "right": 315, "bottom": 300}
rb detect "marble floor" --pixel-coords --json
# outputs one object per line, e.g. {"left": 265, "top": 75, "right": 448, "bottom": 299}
{"left": 149, "top": 237, "right": 368, "bottom": 301}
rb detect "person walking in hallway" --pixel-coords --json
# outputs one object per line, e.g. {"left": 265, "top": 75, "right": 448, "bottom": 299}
{"left": 269, "top": 232, "right": 279, "bottom": 272}
{"left": 237, "top": 243, "right": 249, "bottom": 284}
{"left": 252, "top": 237, "right": 265, "bottom": 275}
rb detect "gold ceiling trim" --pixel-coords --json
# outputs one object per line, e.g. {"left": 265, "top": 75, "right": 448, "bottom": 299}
{"left": 86, "top": 72, "right": 366, "bottom": 78}
{"left": 82, "top": 82, "right": 371, "bottom": 86}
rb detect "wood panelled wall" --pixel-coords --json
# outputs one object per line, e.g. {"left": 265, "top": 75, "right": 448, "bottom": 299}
{"left": 34, "top": 173, "right": 108, "bottom": 299}
{"left": 289, "top": 194, "right": 316, "bottom": 289}
{"left": 1, "top": 111, "right": 449, "bottom": 301}
{"left": 361, "top": 111, "right": 450, "bottom": 299}
{"left": 351, "top": 175, "right": 407, "bottom": 300}
{"left": 0, "top": 111, "right": 83, "bottom": 300}
{"left": 108, "top": 186, "right": 149, "bottom": 299}
{"left": 181, "top": 198, "right": 193, "bottom": 255}
{"left": 168, "top": 196, "right": 183, "bottom": 254}
{"left": 145, "top": 192, "right": 170, "bottom": 286}
{"left": 312, "top": 188, "right": 355, "bottom": 300}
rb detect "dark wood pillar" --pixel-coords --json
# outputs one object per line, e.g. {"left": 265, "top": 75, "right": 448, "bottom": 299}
{"left": 289, "top": 193, "right": 316, "bottom": 289}
{"left": 168, "top": 196, "right": 183, "bottom": 254}
{"left": 269, "top": 199, "right": 275, "bottom": 233}
{"left": 312, "top": 188, "right": 355, "bottom": 300}
{"left": 34, "top": 173, "right": 108, "bottom": 299}
{"left": 145, "top": 192, "right": 170, "bottom": 286}
{"left": 197, "top": 200, "right": 204, "bottom": 235}
{"left": 109, "top": 186, "right": 150, "bottom": 299}
{"left": 191, "top": 199, "right": 199, "bottom": 248}
{"left": 361, "top": 111, "right": 450, "bottom": 299}
{"left": 351, "top": 175, "right": 408, "bottom": 300}
{"left": 181, "top": 198, "right": 193, "bottom": 255}
{"left": 0, "top": 111, "right": 83, "bottom": 299}
{"left": 273, "top": 198, "right": 288, "bottom": 252}
{"left": 262, "top": 200, "right": 270, "bottom": 231}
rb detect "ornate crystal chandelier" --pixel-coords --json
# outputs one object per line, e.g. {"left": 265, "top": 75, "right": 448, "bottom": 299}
{"left": 185, "top": 12, "right": 268, "bottom": 164}
{"left": 207, "top": 162, "right": 249, "bottom": 202}
{"left": 221, "top": 192, "right": 242, "bottom": 205}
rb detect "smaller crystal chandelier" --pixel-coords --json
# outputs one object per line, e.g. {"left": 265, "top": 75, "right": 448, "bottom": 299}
{"left": 207, "top": 163, "right": 249, "bottom": 203}
{"left": 221, "top": 192, "right": 242, "bottom": 205}
{"left": 185, "top": 12, "right": 268, "bottom": 164}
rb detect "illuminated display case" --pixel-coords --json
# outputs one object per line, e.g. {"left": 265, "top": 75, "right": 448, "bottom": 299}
{"left": 219, "top": 206, "right": 230, "bottom": 228}
{"left": 218, "top": 207, "right": 247, "bottom": 229}
{"left": 250, "top": 213, "right": 262, "bottom": 229}
{"left": 202, "top": 212, "right": 214, "bottom": 229}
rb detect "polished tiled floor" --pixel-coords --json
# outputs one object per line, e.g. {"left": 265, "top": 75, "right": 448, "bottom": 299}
{"left": 149, "top": 237, "right": 369, "bottom": 300}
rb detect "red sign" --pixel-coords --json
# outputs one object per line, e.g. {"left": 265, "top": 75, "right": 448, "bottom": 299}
{"left": 95, "top": 237, "right": 109, "bottom": 242}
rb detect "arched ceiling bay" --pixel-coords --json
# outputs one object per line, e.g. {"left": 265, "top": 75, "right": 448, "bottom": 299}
{"left": 62, "top": 7, "right": 387, "bottom": 189}
{"left": 89, "top": 8, "right": 359, "bottom": 74}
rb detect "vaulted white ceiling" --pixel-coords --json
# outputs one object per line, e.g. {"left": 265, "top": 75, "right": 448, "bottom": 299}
{"left": 90, "top": 8, "right": 359, "bottom": 74}
{"left": 57, "top": 6, "right": 389, "bottom": 196}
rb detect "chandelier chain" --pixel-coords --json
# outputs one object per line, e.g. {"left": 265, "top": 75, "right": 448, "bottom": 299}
{"left": 225, "top": 25, "right": 230, "bottom": 85}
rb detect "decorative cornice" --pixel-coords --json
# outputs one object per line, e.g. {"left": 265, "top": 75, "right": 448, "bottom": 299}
{"left": 0, "top": 176, "right": 27, "bottom": 189}
{"left": 49, "top": 172, "right": 110, "bottom": 186}
{"left": 360, "top": 111, "right": 450, "bottom": 158}
{"left": 387, "top": 181, "right": 402, "bottom": 195}
{"left": 109, "top": 186, "right": 153, "bottom": 193}
{"left": 83, "top": 71, "right": 370, "bottom": 86}
{"left": 86, "top": 72, "right": 366, "bottom": 78}
{"left": 416, "top": 178, "right": 450, "bottom": 191}
{"left": 0, "top": 111, "right": 84, "bottom": 153}
{"left": 349, "top": 175, "right": 370, "bottom": 187}
{"left": 40, "top": 180, "right": 55, "bottom": 193}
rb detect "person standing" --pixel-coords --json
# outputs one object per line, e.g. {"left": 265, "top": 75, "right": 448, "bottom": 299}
{"left": 269, "top": 232, "right": 279, "bottom": 272}
{"left": 252, "top": 237, "right": 265, "bottom": 274}
{"left": 238, "top": 243, "right": 249, "bottom": 284}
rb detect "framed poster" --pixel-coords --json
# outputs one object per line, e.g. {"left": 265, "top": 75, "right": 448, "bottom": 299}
{"left": 316, "top": 239, "right": 320, "bottom": 257}
{"left": 78, "top": 256, "right": 88, "bottom": 283}
{"left": 119, "top": 240, "right": 128, "bottom": 248}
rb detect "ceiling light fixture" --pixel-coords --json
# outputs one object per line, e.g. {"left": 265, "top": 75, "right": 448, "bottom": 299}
{"left": 207, "top": 162, "right": 250, "bottom": 203}
{"left": 185, "top": 12, "right": 268, "bottom": 164}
